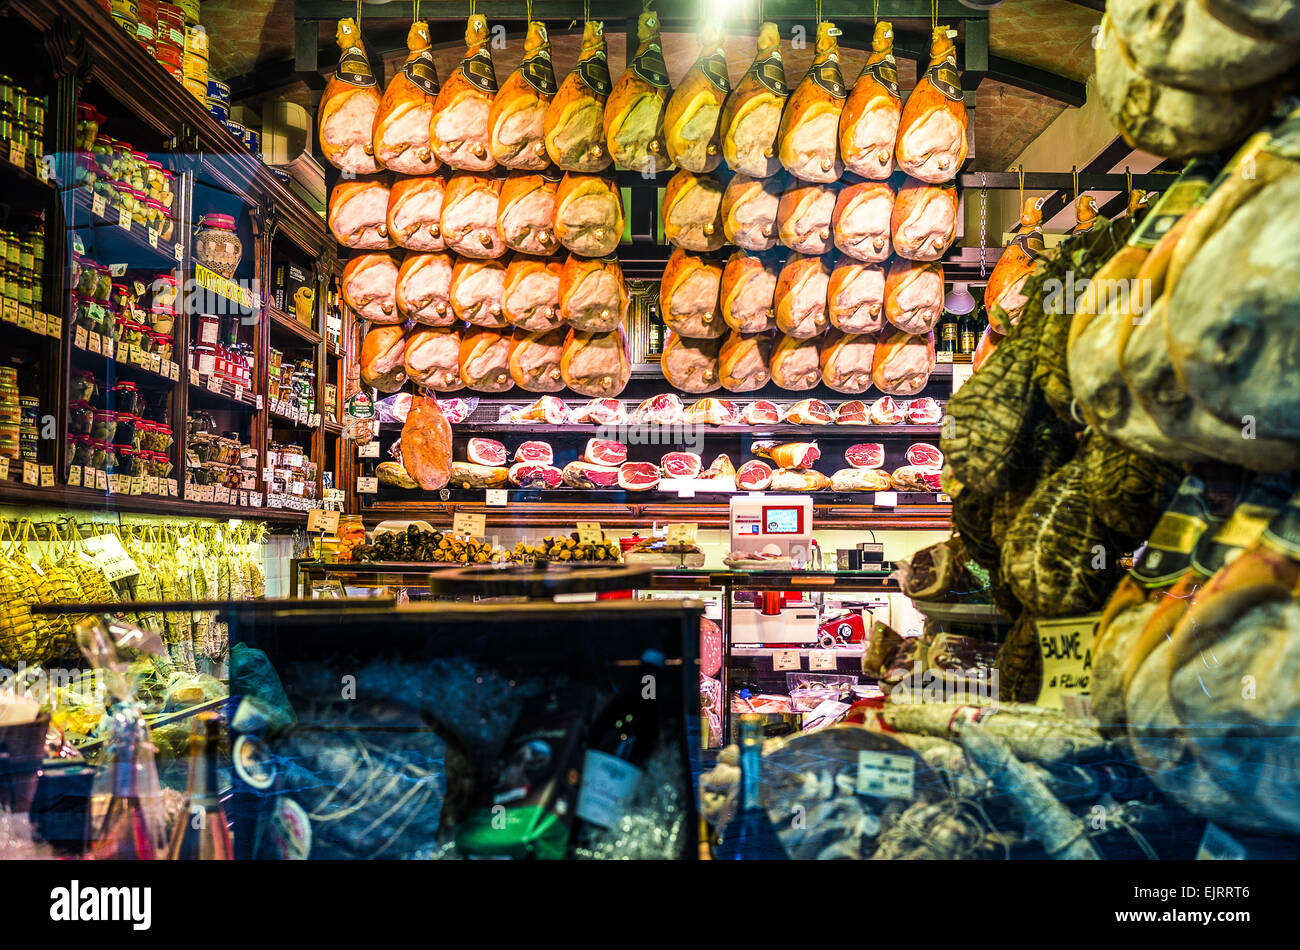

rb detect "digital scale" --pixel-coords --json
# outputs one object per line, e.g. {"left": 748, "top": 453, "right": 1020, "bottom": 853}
{"left": 728, "top": 495, "right": 815, "bottom": 564}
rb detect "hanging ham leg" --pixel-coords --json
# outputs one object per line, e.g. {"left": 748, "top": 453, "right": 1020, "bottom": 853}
{"left": 373, "top": 20, "right": 441, "bottom": 175}
{"left": 775, "top": 252, "right": 831, "bottom": 339}
{"left": 985, "top": 196, "right": 1045, "bottom": 332}
{"left": 431, "top": 15, "right": 498, "bottom": 171}
{"left": 722, "top": 172, "right": 784, "bottom": 252}
{"left": 720, "top": 21, "right": 788, "bottom": 179}
{"left": 543, "top": 19, "right": 613, "bottom": 172}
{"left": 663, "top": 170, "right": 725, "bottom": 252}
{"left": 884, "top": 258, "right": 944, "bottom": 335}
{"left": 441, "top": 171, "right": 505, "bottom": 258}
{"left": 329, "top": 178, "right": 392, "bottom": 250}
{"left": 401, "top": 395, "right": 453, "bottom": 489}
{"left": 833, "top": 180, "right": 894, "bottom": 263}
{"left": 890, "top": 178, "right": 957, "bottom": 261}
{"left": 664, "top": 22, "right": 729, "bottom": 173}
{"left": 318, "top": 18, "right": 382, "bottom": 175}
{"left": 559, "top": 254, "right": 628, "bottom": 332}
{"left": 396, "top": 251, "right": 455, "bottom": 326}
{"left": 498, "top": 170, "right": 559, "bottom": 257}
{"left": 777, "top": 21, "right": 847, "bottom": 183}
{"left": 387, "top": 175, "right": 446, "bottom": 252}
{"left": 896, "top": 25, "right": 967, "bottom": 184}
{"left": 828, "top": 258, "right": 886, "bottom": 334}
{"left": 778, "top": 180, "right": 837, "bottom": 255}
{"left": 489, "top": 19, "right": 557, "bottom": 170}
{"left": 555, "top": 172, "right": 624, "bottom": 257}
{"left": 504, "top": 256, "right": 563, "bottom": 332}
{"left": 604, "top": 10, "right": 671, "bottom": 175}
{"left": 839, "top": 21, "right": 901, "bottom": 180}
{"left": 721, "top": 249, "right": 780, "bottom": 334}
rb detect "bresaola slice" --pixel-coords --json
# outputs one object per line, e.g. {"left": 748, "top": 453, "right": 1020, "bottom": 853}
{"left": 584, "top": 437, "right": 628, "bottom": 466}
{"left": 509, "top": 462, "right": 563, "bottom": 488}
{"left": 561, "top": 460, "right": 620, "bottom": 488}
{"left": 868, "top": 396, "right": 903, "bottom": 425}
{"left": 845, "top": 443, "right": 885, "bottom": 468}
{"left": 661, "top": 452, "right": 703, "bottom": 478}
{"left": 736, "top": 459, "right": 773, "bottom": 490}
{"left": 743, "top": 400, "right": 783, "bottom": 424}
{"left": 514, "top": 440, "right": 554, "bottom": 464}
{"left": 618, "top": 461, "right": 661, "bottom": 491}
{"left": 906, "top": 442, "right": 943, "bottom": 468}
{"left": 905, "top": 397, "right": 942, "bottom": 425}
{"left": 467, "top": 438, "right": 508, "bottom": 466}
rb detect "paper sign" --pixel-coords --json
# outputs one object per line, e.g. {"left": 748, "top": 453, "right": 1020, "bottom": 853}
{"left": 307, "top": 509, "right": 341, "bottom": 534}
{"left": 167, "top": 478, "right": 178, "bottom": 497}
{"left": 1035, "top": 613, "right": 1099, "bottom": 713}
{"left": 214, "top": 486, "right": 230, "bottom": 503}
{"left": 665, "top": 523, "right": 698, "bottom": 545}
{"left": 256, "top": 394, "right": 264, "bottom": 409}
{"left": 809, "top": 650, "right": 838, "bottom": 671}
{"left": 39, "top": 465, "right": 54, "bottom": 488}
{"left": 0, "top": 458, "right": 8, "bottom": 480}
{"left": 168, "top": 361, "right": 180, "bottom": 381}
{"left": 772, "top": 649, "right": 801, "bottom": 671}
{"left": 249, "top": 491, "right": 261, "bottom": 507}
{"left": 358, "top": 441, "right": 380, "bottom": 459}
{"left": 67, "top": 465, "right": 82, "bottom": 487}
{"left": 234, "top": 384, "right": 245, "bottom": 403}
{"left": 145, "top": 476, "right": 158, "bottom": 494}
{"left": 174, "top": 243, "right": 184, "bottom": 262}
{"left": 46, "top": 316, "right": 60, "bottom": 338}
{"left": 118, "top": 208, "right": 132, "bottom": 231}
{"left": 147, "top": 228, "right": 158, "bottom": 248}
{"left": 82, "top": 534, "right": 139, "bottom": 582}
{"left": 951, "top": 363, "right": 974, "bottom": 395}
{"left": 874, "top": 491, "right": 898, "bottom": 508}
{"left": 8, "top": 140, "right": 23, "bottom": 166}
{"left": 485, "top": 489, "right": 508, "bottom": 506}
{"left": 22, "top": 461, "right": 37, "bottom": 485}
{"left": 74, "top": 326, "right": 87, "bottom": 349}
{"left": 128, "top": 475, "right": 142, "bottom": 495}
{"left": 576, "top": 522, "right": 603, "bottom": 544}
{"left": 95, "top": 469, "right": 107, "bottom": 491}
{"left": 207, "top": 374, "right": 223, "bottom": 394}
{"left": 356, "top": 476, "right": 378, "bottom": 494}
{"left": 935, "top": 350, "right": 953, "bottom": 364}
{"left": 190, "top": 369, "right": 200, "bottom": 386}
{"left": 17, "top": 305, "right": 32, "bottom": 329}
{"left": 2, "top": 299, "right": 16, "bottom": 323}
{"left": 91, "top": 193, "right": 106, "bottom": 217}
{"left": 88, "top": 332, "right": 102, "bottom": 354}
{"left": 856, "top": 750, "right": 916, "bottom": 800}
{"left": 453, "top": 510, "right": 486, "bottom": 539}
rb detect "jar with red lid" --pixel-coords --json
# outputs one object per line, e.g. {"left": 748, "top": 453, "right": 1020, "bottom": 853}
{"left": 191, "top": 342, "right": 217, "bottom": 376}
{"left": 109, "top": 381, "right": 142, "bottom": 416}
{"left": 196, "top": 312, "right": 220, "bottom": 345}
{"left": 92, "top": 411, "right": 117, "bottom": 443}
{"left": 116, "top": 414, "right": 141, "bottom": 449}
{"left": 69, "top": 400, "right": 93, "bottom": 435}
{"left": 149, "top": 304, "right": 175, "bottom": 335}
{"left": 193, "top": 213, "right": 242, "bottom": 278}
{"left": 150, "top": 331, "right": 174, "bottom": 362}
{"left": 70, "top": 370, "right": 97, "bottom": 403}
{"left": 150, "top": 273, "right": 177, "bottom": 308}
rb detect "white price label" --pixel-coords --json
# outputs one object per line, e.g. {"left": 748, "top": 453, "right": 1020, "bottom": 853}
{"left": 256, "top": 394, "right": 264, "bottom": 409}
{"left": 148, "top": 353, "right": 160, "bottom": 374}
{"left": 234, "top": 384, "right": 244, "bottom": 403}
{"left": 485, "top": 489, "right": 508, "bottom": 507}
{"left": 207, "top": 374, "right": 223, "bottom": 394}
{"left": 74, "top": 326, "right": 87, "bottom": 349}
{"left": 202, "top": 485, "right": 215, "bottom": 503}
{"left": 88, "top": 332, "right": 102, "bottom": 354}
{"left": 951, "top": 363, "right": 974, "bottom": 395}
{"left": 307, "top": 509, "right": 341, "bottom": 534}
{"left": 874, "top": 491, "right": 898, "bottom": 509}
{"left": 358, "top": 441, "right": 380, "bottom": 459}
{"left": 356, "top": 477, "right": 378, "bottom": 494}
{"left": 1, "top": 299, "right": 16, "bottom": 323}
{"left": 168, "top": 361, "right": 180, "bottom": 381}
{"left": 266, "top": 493, "right": 282, "bottom": 508}
{"left": 21, "top": 461, "right": 37, "bottom": 485}
{"left": 453, "top": 511, "right": 486, "bottom": 539}
{"left": 167, "top": 478, "right": 178, "bottom": 497}
{"left": 108, "top": 263, "right": 127, "bottom": 278}
{"left": 82, "top": 534, "right": 140, "bottom": 582}
{"left": 118, "top": 207, "right": 132, "bottom": 231}
{"left": 239, "top": 491, "right": 249, "bottom": 506}
{"left": 39, "top": 465, "right": 54, "bottom": 488}
{"left": 147, "top": 228, "right": 159, "bottom": 248}
{"left": 935, "top": 350, "right": 954, "bottom": 364}
{"left": 91, "top": 193, "right": 107, "bottom": 217}
{"left": 676, "top": 485, "right": 696, "bottom": 499}
{"left": 810, "top": 650, "right": 838, "bottom": 671}
{"left": 190, "top": 369, "right": 200, "bottom": 386}
{"left": 36, "top": 156, "right": 50, "bottom": 182}
{"left": 772, "top": 650, "right": 802, "bottom": 672}
{"left": 45, "top": 315, "right": 61, "bottom": 338}
{"left": 576, "top": 522, "right": 603, "bottom": 544}
{"left": 250, "top": 491, "right": 261, "bottom": 507}
{"left": 67, "top": 465, "right": 82, "bottom": 487}
{"left": 145, "top": 476, "right": 158, "bottom": 494}
{"left": 214, "top": 485, "right": 230, "bottom": 503}
{"left": 856, "top": 751, "right": 916, "bottom": 800}
{"left": 17, "top": 306, "right": 33, "bottom": 330}
{"left": 174, "top": 243, "right": 184, "bottom": 262}
{"left": 103, "top": 338, "right": 114, "bottom": 359}
{"left": 129, "top": 475, "right": 142, "bottom": 495}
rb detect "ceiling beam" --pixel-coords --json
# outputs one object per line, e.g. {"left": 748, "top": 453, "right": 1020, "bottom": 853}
{"left": 985, "top": 55, "right": 1085, "bottom": 106}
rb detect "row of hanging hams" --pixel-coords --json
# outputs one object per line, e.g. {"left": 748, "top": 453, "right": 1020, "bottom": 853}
{"left": 318, "top": 14, "right": 966, "bottom": 186}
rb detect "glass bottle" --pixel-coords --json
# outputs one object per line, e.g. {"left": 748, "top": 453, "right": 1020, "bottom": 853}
{"left": 89, "top": 707, "right": 161, "bottom": 861}
{"left": 715, "top": 714, "right": 787, "bottom": 860}
{"left": 167, "top": 712, "right": 233, "bottom": 860}
{"left": 959, "top": 309, "right": 979, "bottom": 355}
{"left": 937, "top": 309, "right": 959, "bottom": 354}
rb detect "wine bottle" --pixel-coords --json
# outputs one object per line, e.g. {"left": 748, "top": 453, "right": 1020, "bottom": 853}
{"left": 959, "top": 309, "right": 979, "bottom": 355}
{"left": 937, "top": 311, "right": 958, "bottom": 354}
{"left": 89, "top": 718, "right": 158, "bottom": 861}
{"left": 715, "top": 714, "right": 788, "bottom": 860}
{"left": 575, "top": 649, "right": 665, "bottom": 829}
{"left": 166, "top": 712, "right": 233, "bottom": 860}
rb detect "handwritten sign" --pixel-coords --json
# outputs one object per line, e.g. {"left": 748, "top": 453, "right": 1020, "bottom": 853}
{"left": 809, "top": 650, "right": 838, "bottom": 671}
{"left": 82, "top": 534, "right": 139, "bottom": 582}
{"left": 665, "top": 523, "right": 698, "bottom": 546}
{"left": 485, "top": 489, "right": 508, "bottom": 507}
{"left": 358, "top": 441, "right": 380, "bottom": 459}
{"left": 772, "top": 649, "right": 801, "bottom": 671}
{"left": 576, "top": 522, "right": 603, "bottom": 544}
{"left": 1035, "top": 613, "right": 1099, "bottom": 715}
{"left": 356, "top": 476, "right": 378, "bottom": 494}
{"left": 307, "top": 509, "right": 341, "bottom": 534}
{"left": 453, "top": 510, "right": 486, "bottom": 539}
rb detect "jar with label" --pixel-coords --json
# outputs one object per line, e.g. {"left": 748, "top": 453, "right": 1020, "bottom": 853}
{"left": 196, "top": 312, "right": 220, "bottom": 345}
{"left": 188, "top": 342, "right": 215, "bottom": 377}
{"left": 115, "top": 414, "right": 141, "bottom": 449}
{"left": 150, "top": 200, "right": 174, "bottom": 241}
{"left": 193, "top": 213, "right": 242, "bottom": 278}
{"left": 109, "top": 381, "right": 142, "bottom": 416}
{"left": 13, "top": 272, "right": 31, "bottom": 306}
{"left": 93, "top": 263, "right": 112, "bottom": 300}
{"left": 150, "top": 332, "right": 174, "bottom": 361}
{"left": 115, "top": 318, "right": 145, "bottom": 349}
{"left": 72, "top": 435, "right": 94, "bottom": 468}
{"left": 74, "top": 103, "right": 99, "bottom": 152}
{"left": 91, "top": 410, "right": 117, "bottom": 442}
{"left": 149, "top": 305, "right": 175, "bottom": 335}
{"left": 150, "top": 273, "right": 177, "bottom": 309}
{"left": 116, "top": 446, "right": 143, "bottom": 478}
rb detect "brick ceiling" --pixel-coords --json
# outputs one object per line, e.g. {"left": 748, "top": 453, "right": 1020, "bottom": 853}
{"left": 202, "top": 0, "right": 1099, "bottom": 171}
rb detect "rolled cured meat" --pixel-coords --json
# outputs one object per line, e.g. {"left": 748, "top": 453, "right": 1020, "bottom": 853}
{"left": 387, "top": 175, "right": 446, "bottom": 252}
{"left": 775, "top": 253, "right": 831, "bottom": 339}
{"left": 329, "top": 178, "right": 393, "bottom": 250}
{"left": 559, "top": 253, "right": 628, "bottom": 332}
{"left": 839, "top": 21, "right": 901, "bottom": 180}
{"left": 395, "top": 251, "right": 455, "bottom": 326}
{"left": 372, "top": 20, "right": 440, "bottom": 175}
{"left": 604, "top": 10, "right": 671, "bottom": 175}
{"left": 663, "top": 170, "right": 725, "bottom": 253}
{"left": 661, "top": 248, "right": 724, "bottom": 339}
{"left": 891, "top": 178, "right": 957, "bottom": 261}
{"left": 555, "top": 172, "right": 624, "bottom": 258}
{"left": 498, "top": 170, "right": 559, "bottom": 257}
{"left": 720, "top": 22, "right": 787, "bottom": 179}
{"left": 832, "top": 181, "right": 893, "bottom": 263}
{"left": 721, "top": 249, "right": 781, "bottom": 334}
{"left": 896, "top": 25, "right": 967, "bottom": 184}
{"left": 543, "top": 19, "right": 613, "bottom": 172}
{"left": 776, "top": 21, "right": 846, "bottom": 183}
{"left": 431, "top": 15, "right": 498, "bottom": 171}
{"left": 664, "top": 22, "right": 729, "bottom": 173}
{"left": 318, "top": 18, "right": 381, "bottom": 175}
{"left": 488, "top": 19, "right": 556, "bottom": 170}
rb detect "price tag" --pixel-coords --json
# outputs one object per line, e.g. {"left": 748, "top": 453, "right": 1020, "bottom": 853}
{"left": 168, "top": 361, "right": 180, "bottom": 381}
{"left": 108, "top": 263, "right": 128, "bottom": 278}
{"left": 255, "top": 394, "right": 264, "bottom": 409}
{"left": 856, "top": 750, "right": 916, "bottom": 800}
{"left": 0, "top": 457, "right": 8, "bottom": 480}
{"left": 214, "top": 485, "right": 230, "bottom": 503}
{"left": 358, "top": 441, "right": 380, "bottom": 459}
{"left": 36, "top": 156, "right": 50, "bottom": 183}
{"left": 262, "top": 466, "right": 274, "bottom": 481}
{"left": 485, "top": 489, "right": 508, "bottom": 507}
{"left": 810, "top": 650, "right": 839, "bottom": 671}
{"left": 39, "top": 465, "right": 54, "bottom": 488}
{"left": 307, "top": 509, "right": 341, "bottom": 534}
{"left": 91, "top": 193, "right": 107, "bottom": 217}
{"left": 74, "top": 326, "right": 87, "bottom": 349}
{"left": 665, "top": 523, "right": 698, "bottom": 546}
{"left": 228, "top": 491, "right": 239, "bottom": 507}
{"left": 2, "top": 298, "right": 16, "bottom": 323}
{"left": 356, "top": 476, "right": 378, "bottom": 494}
{"left": 207, "top": 374, "right": 223, "bottom": 394}
{"left": 147, "top": 228, "right": 159, "bottom": 248}
{"left": 174, "top": 243, "right": 184, "bottom": 262}
{"left": 951, "top": 362, "right": 974, "bottom": 395}
{"left": 17, "top": 305, "right": 32, "bottom": 330}
{"left": 202, "top": 485, "right": 215, "bottom": 503}
{"left": 95, "top": 469, "right": 107, "bottom": 491}
{"left": 249, "top": 491, "right": 261, "bottom": 507}
{"left": 576, "top": 521, "right": 603, "bottom": 544}
{"left": 22, "top": 461, "right": 37, "bottom": 486}
{"left": 190, "top": 368, "right": 200, "bottom": 386}
{"left": 148, "top": 353, "right": 161, "bottom": 374}
{"left": 67, "top": 465, "right": 82, "bottom": 487}
{"left": 234, "top": 384, "right": 244, "bottom": 403}
{"left": 676, "top": 485, "right": 696, "bottom": 499}
{"left": 772, "top": 649, "right": 802, "bottom": 672}
{"left": 118, "top": 207, "right": 132, "bottom": 231}
{"left": 8, "top": 140, "right": 23, "bottom": 166}
{"left": 88, "top": 332, "right": 102, "bottom": 354}
{"left": 266, "top": 493, "right": 282, "bottom": 508}
{"left": 82, "top": 534, "right": 140, "bottom": 582}
{"left": 239, "top": 490, "right": 249, "bottom": 506}
{"left": 128, "top": 475, "right": 142, "bottom": 495}
{"left": 936, "top": 350, "right": 954, "bottom": 364}
{"left": 1035, "top": 614, "right": 1099, "bottom": 715}
{"left": 103, "top": 338, "right": 114, "bottom": 359}
{"left": 167, "top": 478, "right": 178, "bottom": 497}
{"left": 453, "top": 511, "right": 486, "bottom": 539}
{"left": 874, "top": 491, "right": 898, "bottom": 509}
{"left": 45, "top": 315, "right": 60, "bottom": 338}
{"left": 145, "top": 476, "right": 158, "bottom": 494}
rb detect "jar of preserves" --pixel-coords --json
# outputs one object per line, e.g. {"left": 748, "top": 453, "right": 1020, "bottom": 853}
{"left": 150, "top": 331, "right": 174, "bottom": 362}
{"left": 91, "top": 410, "right": 117, "bottom": 443}
{"left": 93, "top": 263, "right": 112, "bottom": 300}
{"left": 196, "top": 312, "right": 220, "bottom": 345}
{"left": 115, "top": 414, "right": 140, "bottom": 448}
{"left": 13, "top": 271, "right": 31, "bottom": 306}
{"left": 116, "top": 446, "right": 143, "bottom": 478}
{"left": 149, "top": 304, "right": 175, "bottom": 335}
{"left": 193, "top": 213, "right": 242, "bottom": 278}
{"left": 72, "top": 435, "right": 95, "bottom": 468}
{"left": 3, "top": 233, "right": 16, "bottom": 267}
{"left": 74, "top": 103, "right": 100, "bottom": 152}
{"left": 115, "top": 317, "right": 144, "bottom": 349}
{"left": 109, "top": 381, "right": 142, "bottom": 416}
{"left": 190, "top": 433, "right": 215, "bottom": 463}
{"left": 0, "top": 76, "right": 12, "bottom": 112}
{"left": 69, "top": 401, "right": 93, "bottom": 436}
{"left": 149, "top": 273, "right": 177, "bottom": 309}
{"left": 70, "top": 368, "right": 97, "bottom": 402}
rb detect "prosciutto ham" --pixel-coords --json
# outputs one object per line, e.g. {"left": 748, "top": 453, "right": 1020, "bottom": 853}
{"left": 559, "top": 254, "right": 628, "bottom": 332}
{"left": 604, "top": 10, "right": 670, "bottom": 175}
{"left": 459, "top": 326, "right": 515, "bottom": 392}
{"left": 775, "top": 253, "right": 830, "bottom": 339}
{"left": 387, "top": 175, "right": 446, "bottom": 252}
{"left": 720, "top": 250, "right": 780, "bottom": 334}
{"left": 664, "top": 23, "right": 729, "bottom": 173}
{"left": 441, "top": 171, "right": 505, "bottom": 258}
{"left": 985, "top": 197, "right": 1045, "bottom": 332}
{"left": 722, "top": 173, "right": 784, "bottom": 252}
{"left": 329, "top": 178, "right": 392, "bottom": 250}
{"left": 770, "top": 333, "right": 822, "bottom": 391}
{"left": 891, "top": 179, "right": 957, "bottom": 261}
{"left": 431, "top": 16, "right": 498, "bottom": 171}
{"left": 560, "top": 328, "right": 631, "bottom": 397}
{"left": 661, "top": 248, "right": 724, "bottom": 339}
{"left": 450, "top": 256, "right": 508, "bottom": 327}
{"left": 662, "top": 332, "right": 723, "bottom": 393}
{"left": 373, "top": 20, "right": 440, "bottom": 175}
{"left": 884, "top": 258, "right": 944, "bottom": 336}
{"left": 872, "top": 328, "right": 935, "bottom": 396}
{"left": 405, "top": 325, "right": 464, "bottom": 391}
{"left": 554, "top": 172, "right": 623, "bottom": 257}
{"left": 342, "top": 251, "right": 400, "bottom": 324}
{"left": 503, "top": 256, "right": 563, "bottom": 332}
{"left": 828, "top": 258, "right": 886, "bottom": 334}
{"left": 318, "top": 18, "right": 381, "bottom": 175}
{"left": 498, "top": 170, "right": 559, "bottom": 257}
{"left": 543, "top": 19, "right": 613, "bottom": 172}
{"left": 896, "top": 25, "right": 967, "bottom": 184}
{"left": 839, "top": 21, "right": 901, "bottom": 180}
{"left": 820, "top": 330, "right": 876, "bottom": 394}
{"left": 778, "top": 181, "right": 837, "bottom": 255}
{"left": 777, "top": 21, "right": 846, "bottom": 183}
{"left": 402, "top": 395, "right": 453, "bottom": 490}
{"left": 833, "top": 181, "right": 893, "bottom": 263}
{"left": 720, "top": 22, "right": 787, "bottom": 179}
{"left": 719, "top": 331, "right": 772, "bottom": 392}
{"left": 488, "top": 20, "right": 556, "bottom": 170}
{"left": 509, "top": 327, "right": 567, "bottom": 392}
{"left": 664, "top": 170, "right": 725, "bottom": 252}
{"left": 395, "top": 251, "right": 454, "bottom": 326}
{"left": 360, "top": 325, "right": 407, "bottom": 392}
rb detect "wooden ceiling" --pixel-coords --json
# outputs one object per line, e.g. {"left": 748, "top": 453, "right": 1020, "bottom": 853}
{"left": 200, "top": 0, "right": 1102, "bottom": 170}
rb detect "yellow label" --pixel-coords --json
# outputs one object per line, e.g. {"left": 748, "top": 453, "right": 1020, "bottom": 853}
{"left": 1210, "top": 504, "right": 1273, "bottom": 550}
{"left": 1035, "top": 614, "right": 1099, "bottom": 714}
{"left": 1145, "top": 511, "right": 1206, "bottom": 554}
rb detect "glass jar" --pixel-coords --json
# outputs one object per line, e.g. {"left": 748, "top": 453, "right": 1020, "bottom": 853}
{"left": 115, "top": 414, "right": 140, "bottom": 448}
{"left": 149, "top": 304, "right": 175, "bottom": 335}
{"left": 110, "top": 282, "right": 134, "bottom": 313}
{"left": 150, "top": 332, "right": 174, "bottom": 361}
{"left": 93, "top": 263, "right": 112, "bottom": 301}
{"left": 72, "top": 435, "right": 94, "bottom": 468}
{"left": 150, "top": 273, "right": 177, "bottom": 309}
{"left": 3, "top": 233, "right": 16, "bottom": 267}
{"left": 193, "top": 213, "right": 242, "bottom": 278}
{"left": 116, "top": 446, "right": 143, "bottom": 478}
{"left": 190, "top": 432, "right": 215, "bottom": 462}
{"left": 13, "top": 272, "right": 31, "bottom": 306}
{"left": 128, "top": 188, "right": 148, "bottom": 226}
{"left": 191, "top": 342, "right": 217, "bottom": 376}
{"left": 91, "top": 410, "right": 117, "bottom": 442}
{"left": 69, "top": 400, "right": 93, "bottom": 435}
{"left": 187, "top": 409, "right": 214, "bottom": 438}
{"left": 109, "top": 381, "right": 142, "bottom": 416}
{"left": 115, "top": 318, "right": 145, "bottom": 349}
{"left": 70, "top": 370, "right": 97, "bottom": 404}
{"left": 72, "top": 256, "right": 92, "bottom": 296}
{"left": 196, "top": 312, "right": 220, "bottom": 345}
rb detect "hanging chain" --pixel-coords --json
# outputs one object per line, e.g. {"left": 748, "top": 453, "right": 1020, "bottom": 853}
{"left": 932, "top": 0, "right": 938, "bottom": 29}
{"left": 1072, "top": 165, "right": 1079, "bottom": 205}
{"left": 979, "top": 173, "right": 988, "bottom": 278}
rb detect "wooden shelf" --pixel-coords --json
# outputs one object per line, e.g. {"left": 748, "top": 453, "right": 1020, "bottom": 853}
{"left": 0, "top": 147, "right": 56, "bottom": 193}
{"left": 67, "top": 188, "right": 182, "bottom": 270}
{"left": 188, "top": 375, "right": 260, "bottom": 410}
{"left": 268, "top": 305, "right": 322, "bottom": 346}
{"left": 0, "top": 479, "right": 308, "bottom": 525}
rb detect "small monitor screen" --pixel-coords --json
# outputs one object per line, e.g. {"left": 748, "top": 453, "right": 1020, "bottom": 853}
{"left": 763, "top": 507, "right": 801, "bottom": 534}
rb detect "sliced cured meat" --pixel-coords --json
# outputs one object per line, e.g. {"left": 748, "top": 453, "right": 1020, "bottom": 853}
{"left": 514, "top": 441, "right": 554, "bottom": 465}
{"left": 718, "top": 331, "right": 772, "bottom": 392}
{"left": 845, "top": 443, "right": 885, "bottom": 469}
{"left": 509, "top": 462, "right": 562, "bottom": 488}
{"left": 820, "top": 329, "right": 877, "bottom": 395}
{"left": 617, "top": 461, "right": 661, "bottom": 491}
{"left": 906, "top": 443, "right": 943, "bottom": 469}
{"left": 509, "top": 394, "right": 569, "bottom": 424}
{"left": 561, "top": 460, "right": 620, "bottom": 488}
{"left": 661, "top": 332, "right": 723, "bottom": 394}
{"left": 569, "top": 398, "right": 624, "bottom": 425}
{"left": 436, "top": 397, "right": 473, "bottom": 423}
{"left": 684, "top": 397, "right": 740, "bottom": 426}
{"left": 770, "top": 468, "right": 831, "bottom": 492}
{"left": 661, "top": 452, "right": 703, "bottom": 478}
{"left": 891, "top": 466, "right": 942, "bottom": 492}
{"left": 830, "top": 467, "right": 892, "bottom": 491}
{"left": 743, "top": 400, "right": 782, "bottom": 425}
{"left": 735, "top": 459, "right": 773, "bottom": 490}
{"left": 755, "top": 442, "right": 820, "bottom": 469}
{"left": 868, "top": 396, "right": 903, "bottom": 425}
{"left": 835, "top": 400, "right": 869, "bottom": 425}
{"left": 701, "top": 454, "right": 736, "bottom": 480}
{"left": 785, "top": 398, "right": 834, "bottom": 425}
{"left": 832, "top": 181, "right": 894, "bottom": 263}
{"left": 632, "top": 393, "right": 684, "bottom": 425}
{"left": 838, "top": 22, "right": 901, "bottom": 180}
{"left": 584, "top": 438, "right": 628, "bottom": 466}
{"left": 449, "top": 461, "right": 509, "bottom": 488}
{"left": 467, "top": 438, "right": 507, "bottom": 466}
{"left": 905, "top": 397, "right": 942, "bottom": 425}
